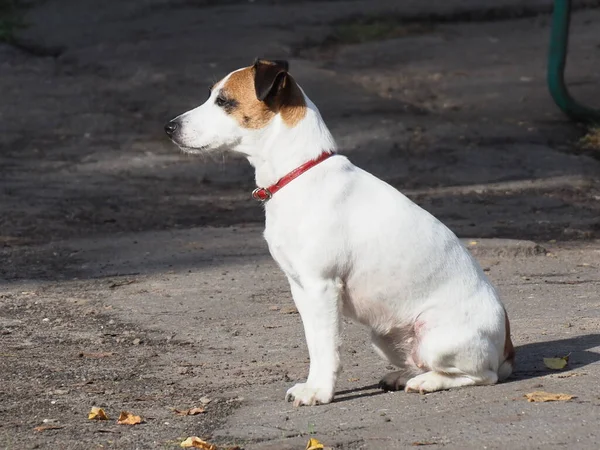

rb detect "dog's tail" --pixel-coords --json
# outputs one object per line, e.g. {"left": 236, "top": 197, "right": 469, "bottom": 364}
{"left": 498, "top": 308, "right": 515, "bottom": 381}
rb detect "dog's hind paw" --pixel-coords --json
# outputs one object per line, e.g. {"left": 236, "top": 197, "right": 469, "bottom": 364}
{"left": 378, "top": 371, "right": 409, "bottom": 392}
{"left": 405, "top": 371, "right": 479, "bottom": 394}
{"left": 285, "top": 383, "right": 333, "bottom": 406}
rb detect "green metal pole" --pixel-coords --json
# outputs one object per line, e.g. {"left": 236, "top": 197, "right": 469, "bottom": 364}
{"left": 547, "top": 0, "right": 600, "bottom": 123}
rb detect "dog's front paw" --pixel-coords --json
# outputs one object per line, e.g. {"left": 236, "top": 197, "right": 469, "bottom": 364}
{"left": 285, "top": 383, "right": 333, "bottom": 407}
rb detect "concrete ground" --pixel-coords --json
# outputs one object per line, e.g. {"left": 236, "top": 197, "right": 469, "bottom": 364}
{"left": 1, "top": 0, "right": 599, "bottom": 449}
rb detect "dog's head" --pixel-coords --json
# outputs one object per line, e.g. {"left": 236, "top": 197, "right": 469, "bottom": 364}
{"left": 165, "top": 58, "right": 307, "bottom": 154}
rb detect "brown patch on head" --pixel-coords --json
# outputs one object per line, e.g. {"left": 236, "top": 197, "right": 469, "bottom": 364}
{"left": 503, "top": 308, "right": 515, "bottom": 365}
{"left": 218, "top": 59, "right": 306, "bottom": 129}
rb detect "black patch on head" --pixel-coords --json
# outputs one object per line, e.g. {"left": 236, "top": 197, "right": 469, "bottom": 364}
{"left": 243, "top": 115, "right": 250, "bottom": 124}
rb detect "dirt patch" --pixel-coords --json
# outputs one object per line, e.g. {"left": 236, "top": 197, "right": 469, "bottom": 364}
{"left": 0, "top": 287, "right": 244, "bottom": 449}
{"left": 295, "top": 1, "right": 600, "bottom": 58}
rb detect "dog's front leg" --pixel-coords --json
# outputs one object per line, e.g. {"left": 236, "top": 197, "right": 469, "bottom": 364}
{"left": 285, "top": 279, "right": 341, "bottom": 406}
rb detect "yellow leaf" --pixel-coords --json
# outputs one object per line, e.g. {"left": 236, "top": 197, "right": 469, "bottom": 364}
{"left": 173, "top": 407, "right": 206, "bottom": 416}
{"left": 543, "top": 355, "right": 569, "bottom": 370}
{"left": 180, "top": 437, "right": 217, "bottom": 449}
{"left": 524, "top": 391, "right": 575, "bottom": 402}
{"left": 117, "top": 411, "right": 144, "bottom": 425}
{"left": 306, "top": 438, "right": 325, "bottom": 450}
{"left": 88, "top": 407, "right": 109, "bottom": 420}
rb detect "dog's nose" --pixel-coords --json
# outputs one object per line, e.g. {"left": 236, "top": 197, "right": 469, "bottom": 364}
{"left": 164, "top": 121, "right": 179, "bottom": 137}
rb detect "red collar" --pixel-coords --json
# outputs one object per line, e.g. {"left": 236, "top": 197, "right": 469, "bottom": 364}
{"left": 252, "top": 152, "right": 334, "bottom": 202}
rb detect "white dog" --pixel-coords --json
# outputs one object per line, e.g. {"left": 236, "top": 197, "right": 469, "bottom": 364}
{"left": 165, "top": 59, "right": 514, "bottom": 406}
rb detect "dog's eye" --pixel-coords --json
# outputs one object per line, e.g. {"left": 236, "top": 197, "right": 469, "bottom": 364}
{"left": 215, "top": 95, "right": 228, "bottom": 107}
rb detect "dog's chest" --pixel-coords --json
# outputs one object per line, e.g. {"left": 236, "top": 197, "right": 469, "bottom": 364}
{"left": 263, "top": 218, "right": 301, "bottom": 283}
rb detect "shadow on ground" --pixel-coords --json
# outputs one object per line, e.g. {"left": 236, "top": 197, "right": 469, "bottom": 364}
{"left": 512, "top": 334, "right": 600, "bottom": 380}
{"left": 1, "top": 1, "right": 599, "bottom": 261}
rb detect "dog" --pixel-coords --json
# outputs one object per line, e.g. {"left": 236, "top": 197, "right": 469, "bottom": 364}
{"left": 165, "top": 58, "right": 515, "bottom": 406}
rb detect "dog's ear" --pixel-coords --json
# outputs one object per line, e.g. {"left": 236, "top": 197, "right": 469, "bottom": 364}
{"left": 253, "top": 58, "right": 290, "bottom": 102}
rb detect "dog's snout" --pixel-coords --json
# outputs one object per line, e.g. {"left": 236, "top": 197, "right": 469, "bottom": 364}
{"left": 164, "top": 120, "right": 179, "bottom": 137}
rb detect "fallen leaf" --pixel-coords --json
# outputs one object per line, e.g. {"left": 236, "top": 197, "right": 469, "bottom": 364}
{"left": 88, "top": 407, "right": 109, "bottom": 420}
{"left": 543, "top": 355, "right": 569, "bottom": 370}
{"left": 280, "top": 306, "right": 298, "bottom": 314}
{"left": 180, "top": 437, "right": 217, "bottom": 449}
{"left": 469, "top": 241, "right": 478, "bottom": 246}
{"left": 173, "top": 407, "right": 206, "bottom": 416}
{"left": 306, "top": 438, "right": 328, "bottom": 450}
{"left": 347, "top": 377, "right": 359, "bottom": 382}
{"left": 79, "top": 352, "right": 115, "bottom": 358}
{"left": 524, "top": 391, "right": 575, "bottom": 402}
{"left": 117, "top": 411, "right": 144, "bottom": 425}
{"left": 34, "top": 425, "right": 64, "bottom": 432}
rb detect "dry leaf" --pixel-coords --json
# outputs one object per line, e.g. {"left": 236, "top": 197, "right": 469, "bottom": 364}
{"left": 88, "top": 407, "right": 109, "bottom": 420}
{"left": 180, "top": 437, "right": 217, "bottom": 449}
{"left": 34, "top": 425, "right": 64, "bottom": 432}
{"left": 524, "top": 391, "right": 575, "bottom": 402}
{"left": 173, "top": 407, "right": 206, "bottom": 416}
{"left": 117, "top": 411, "right": 144, "bottom": 425}
{"left": 543, "top": 355, "right": 569, "bottom": 370}
{"left": 280, "top": 306, "right": 298, "bottom": 314}
{"left": 306, "top": 438, "right": 325, "bottom": 450}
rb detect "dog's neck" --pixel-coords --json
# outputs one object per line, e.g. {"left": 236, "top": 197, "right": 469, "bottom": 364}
{"left": 239, "top": 96, "right": 337, "bottom": 188}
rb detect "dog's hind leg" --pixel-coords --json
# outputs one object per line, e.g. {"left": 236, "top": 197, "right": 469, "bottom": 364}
{"left": 404, "top": 324, "right": 501, "bottom": 394}
{"left": 371, "top": 330, "right": 422, "bottom": 391}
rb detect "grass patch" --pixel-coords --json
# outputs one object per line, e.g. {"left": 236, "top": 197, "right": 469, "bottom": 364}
{"left": 580, "top": 126, "right": 600, "bottom": 152}
{"left": 0, "top": 0, "right": 25, "bottom": 43}
{"left": 331, "top": 19, "right": 433, "bottom": 45}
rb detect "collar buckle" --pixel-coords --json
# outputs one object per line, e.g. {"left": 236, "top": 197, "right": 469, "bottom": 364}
{"left": 252, "top": 187, "right": 272, "bottom": 202}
